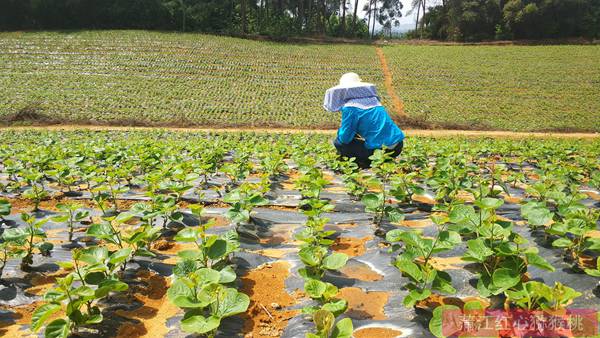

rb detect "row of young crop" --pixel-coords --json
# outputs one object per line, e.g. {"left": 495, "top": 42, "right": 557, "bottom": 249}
{"left": 0, "top": 131, "right": 599, "bottom": 337}
{"left": 0, "top": 31, "right": 389, "bottom": 127}
{"left": 383, "top": 45, "right": 600, "bottom": 132}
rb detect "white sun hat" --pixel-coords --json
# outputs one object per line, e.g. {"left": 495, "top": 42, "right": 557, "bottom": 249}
{"left": 323, "top": 72, "right": 380, "bottom": 112}
{"left": 337, "top": 72, "right": 373, "bottom": 87}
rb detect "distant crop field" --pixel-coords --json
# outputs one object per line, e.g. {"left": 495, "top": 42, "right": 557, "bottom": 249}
{"left": 383, "top": 45, "right": 600, "bottom": 132}
{"left": 0, "top": 31, "right": 598, "bottom": 132}
{"left": 0, "top": 31, "right": 387, "bottom": 128}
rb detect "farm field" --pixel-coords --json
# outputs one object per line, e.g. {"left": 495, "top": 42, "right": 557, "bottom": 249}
{"left": 1, "top": 31, "right": 600, "bottom": 132}
{"left": 383, "top": 45, "right": 600, "bottom": 132}
{"left": 0, "top": 130, "right": 599, "bottom": 338}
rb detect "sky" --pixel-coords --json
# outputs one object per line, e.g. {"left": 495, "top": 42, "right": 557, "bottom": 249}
{"left": 350, "top": 0, "right": 419, "bottom": 32}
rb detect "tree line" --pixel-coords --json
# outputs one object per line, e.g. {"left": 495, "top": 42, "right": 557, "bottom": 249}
{"left": 0, "top": 0, "right": 598, "bottom": 41}
{"left": 414, "top": 0, "right": 600, "bottom": 41}
{"left": 0, "top": 0, "right": 402, "bottom": 39}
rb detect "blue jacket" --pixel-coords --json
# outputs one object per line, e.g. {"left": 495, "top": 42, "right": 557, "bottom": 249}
{"left": 337, "top": 105, "right": 405, "bottom": 150}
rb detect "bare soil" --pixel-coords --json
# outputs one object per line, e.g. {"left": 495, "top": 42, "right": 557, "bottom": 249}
{"left": 240, "top": 261, "right": 301, "bottom": 338}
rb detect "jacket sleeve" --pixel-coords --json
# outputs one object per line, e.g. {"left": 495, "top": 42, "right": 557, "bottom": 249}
{"left": 336, "top": 108, "right": 357, "bottom": 144}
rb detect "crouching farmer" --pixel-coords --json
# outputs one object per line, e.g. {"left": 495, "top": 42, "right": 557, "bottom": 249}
{"left": 323, "top": 72, "right": 405, "bottom": 168}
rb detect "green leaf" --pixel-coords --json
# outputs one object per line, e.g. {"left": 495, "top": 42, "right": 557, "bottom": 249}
{"left": 432, "top": 271, "right": 456, "bottom": 294}
{"left": 44, "top": 318, "right": 70, "bottom": 338}
{"left": 174, "top": 227, "right": 199, "bottom": 242}
{"left": 361, "top": 193, "right": 382, "bottom": 210}
{"left": 95, "top": 279, "right": 128, "bottom": 298}
{"left": 552, "top": 237, "right": 573, "bottom": 248}
{"left": 304, "top": 279, "right": 327, "bottom": 299}
{"left": 321, "top": 299, "right": 348, "bottom": 317}
{"left": 322, "top": 252, "right": 348, "bottom": 270}
{"left": 492, "top": 268, "right": 520, "bottom": 289}
{"left": 215, "top": 288, "right": 250, "bottom": 317}
{"left": 313, "top": 309, "right": 335, "bottom": 334}
{"left": 207, "top": 239, "right": 227, "bottom": 259}
{"left": 331, "top": 318, "right": 353, "bottom": 338}
{"left": 385, "top": 229, "right": 404, "bottom": 242}
{"left": 395, "top": 258, "right": 423, "bottom": 281}
{"left": 195, "top": 268, "right": 221, "bottom": 284}
{"left": 181, "top": 315, "right": 221, "bottom": 334}
{"left": 525, "top": 252, "right": 555, "bottom": 272}
{"left": 429, "top": 305, "right": 460, "bottom": 338}
{"left": 403, "top": 288, "right": 431, "bottom": 308}
{"left": 31, "top": 303, "right": 61, "bottom": 332}
{"left": 109, "top": 248, "right": 132, "bottom": 265}
{"left": 219, "top": 265, "right": 237, "bottom": 283}
{"left": 177, "top": 249, "right": 202, "bottom": 260}
{"left": 386, "top": 207, "right": 404, "bottom": 223}
{"left": 462, "top": 238, "right": 493, "bottom": 262}
{"left": 299, "top": 246, "right": 324, "bottom": 267}
{"left": 476, "top": 197, "right": 503, "bottom": 210}
{"left": 79, "top": 246, "right": 108, "bottom": 265}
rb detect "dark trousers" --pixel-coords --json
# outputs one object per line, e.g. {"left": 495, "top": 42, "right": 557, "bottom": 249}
{"left": 333, "top": 137, "right": 403, "bottom": 169}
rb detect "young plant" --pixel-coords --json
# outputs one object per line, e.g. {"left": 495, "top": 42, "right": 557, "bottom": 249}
{"left": 361, "top": 149, "right": 404, "bottom": 231}
{"left": 307, "top": 309, "right": 353, "bottom": 338}
{"left": 0, "top": 240, "right": 21, "bottom": 280}
{"left": 547, "top": 209, "right": 600, "bottom": 269}
{"left": 173, "top": 205, "right": 240, "bottom": 271}
{"left": 224, "top": 182, "right": 268, "bottom": 226}
{"left": 450, "top": 198, "right": 555, "bottom": 297}
{"left": 0, "top": 198, "right": 10, "bottom": 223}
{"left": 51, "top": 203, "right": 90, "bottom": 242}
{"left": 31, "top": 247, "right": 129, "bottom": 338}
{"left": 386, "top": 215, "right": 461, "bottom": 307}
{"left": 338, "top": 158, "right": 368, "bottom": 199}
{"left": 86, "top": 212, "right": 161, "bottom": 270}
{"left": 22, "top": 169, "right": 48, "bottom": 211}
{"left": 2, "top": 213, "right": 53, "bottom": 271}
{"left": 167, "top": 267, "right": 249, "bottom": 337}
{"left": 505, "top": 281, "right": 581, "bottom": 311}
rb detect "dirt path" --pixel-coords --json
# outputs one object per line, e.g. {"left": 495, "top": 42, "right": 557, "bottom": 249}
{"left": 0, "top": 125, "right": 598, "bottom": 139}
{"left": 375, "top": 47, "right": 406, "bottom": 118}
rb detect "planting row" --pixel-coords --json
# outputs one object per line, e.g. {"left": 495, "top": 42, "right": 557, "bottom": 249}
{"left": 0, "top": 130, "right": 599, "bottom": 337}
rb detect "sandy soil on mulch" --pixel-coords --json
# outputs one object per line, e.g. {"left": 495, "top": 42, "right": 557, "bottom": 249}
{"left": 240, "top": 261, "right": 302, "bottom": 338}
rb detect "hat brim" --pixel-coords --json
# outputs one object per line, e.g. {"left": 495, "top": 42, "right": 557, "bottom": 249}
{"left": 329, "top": 82, "right": 375, "bottom": 91}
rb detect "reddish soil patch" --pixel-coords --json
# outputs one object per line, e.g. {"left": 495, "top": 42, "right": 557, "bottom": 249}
{"left": 456, "top": 190, "right": 475, "bottom": 203}
{"left": 398, "top": 218, "right": 433, "bottom": 228}
{"left": 251, "top": 248, "right": 299, "bottom": 259}
{"left": 375, "top": 47, "right": 406, "bottom": 118}
{"left": 5, "top": 197, "right": 197, "bottom": 215}
{"left": 337, "top": 287, "right": 389, "bottom": 320}
{"left": 354, "top": 327, "right": 403, "bottom": 338}
{"left": 584, "top": 190, "right": 600, "bottom": 201}
{"left": 425, "top": 256, "right": 464, "bottom": 270}
{"left": 501, "top": 193, "right": 523, "bottom": 204}
{"left": 241, "top": 261, "right": 300, "bottom": 337}
{"left": 340, "top": 262, "right": 383, "bottom": 281}
{"left": 417, "top": 294, "right": 490, "bottom": 311}
{"left": 26, "top": 270, "right": 69, "bottom": 296}
{"left": 258, "top": 224, "right": 299, "bottom": 246}
{"left": 333, "top": 223, "right": 359, "bottom": 229}
{"left": 0, "top": 302, "right": 40, "bottom": 337}
{"left": 411, "top": 194, "right": 437, "bottom": 205}
{"left": 115, "top": 270, "right": 179, "bottom": 338}
{"left": 331, "top": 236, "right": 372, "bottom": 257}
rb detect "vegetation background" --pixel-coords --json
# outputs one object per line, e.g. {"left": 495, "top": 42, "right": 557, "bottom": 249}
{"left": 1, "top": 0, "right": 599, "bottom": 41}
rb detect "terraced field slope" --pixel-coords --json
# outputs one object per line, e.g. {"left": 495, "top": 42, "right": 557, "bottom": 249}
{"left": 1, "top": 31, "right": 599, "bottom": 131}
